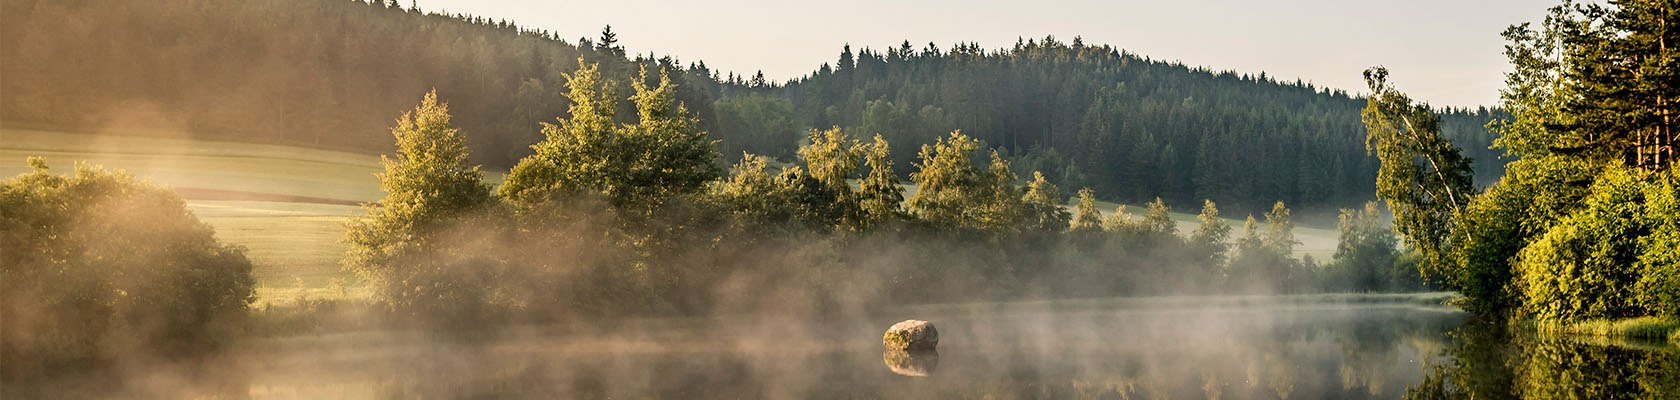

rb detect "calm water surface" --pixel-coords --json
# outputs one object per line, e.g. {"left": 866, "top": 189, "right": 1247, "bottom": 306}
{"left": 66, "top": 297, "right": 1680, "bottom": 398}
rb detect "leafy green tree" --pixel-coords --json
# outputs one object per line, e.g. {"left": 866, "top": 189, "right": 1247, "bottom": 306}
{"left": 502, "top": 61, "right": 720, "bottom": 210}
{"left": 856, "top": 134, "right": 905, "bottom": 229}
{"left": 2, "top": 158, "right": 254, "bottom": 378}
{"left": 1236, "top": 215, "right": 1264, "bottom": 257}
{"left": 1495, "top": 0, "right": 1678, "bottom": 171}
{"left": 622, "top": 65, "right": 723, "bottom": 209}
{"left": 1361, "top": 67, "right": 1476, "bottom": 271}
{"left": 908, "top": 130, "right": 985, "bottom": 229}
{"left": 1445, "top": 156, "right": 1598, "bottom": 316}
{"left": 1636, "top": 173, "right": 1680, "bottom": 318}
{"left": 1021, "top": 171, "right": 1070, "bottom": 233}
{"left": 799, "top": 127, "right": 863, "bottom": 192}
{"left": 501, "top": 60, "right": 621, "bottom": 205}
{"left": 1070, "top": 188, "right": 1104, "bottom": 233}
{"left": 798, "top": 126, "right": 864, "bottom": 225}
{"left": 1190, "top": 199, "right": 1233, "bottom": 273}
{"left": 1102, "top": 203, "right": 1141, "bottom": 235}
{"left": 1224, "top": 203, "right": 1303, "bottom": 293}
{"left": 714, "top": 153, "right": 849, "bottom": 232}
{"left": 1515, "top": 166, "right": 1651, "bottom": 322}
{"left": 977, "top": 151, "right": 1026, "bottom": 232}
{"left": 714, "top": 153, "right": 793, "bottom": 226}
{"left": 1141, "top": 197, "right": 1178, "bottom": 239}
{"left": 344, "top": 90, "right": 497, "bottom": 320}
{"left": 774, "top": 166, "right": 847, "bottom": 229}
{"left": 1329, "top": 202, "right": 1403, "bottom": 291}
{"left": 1262, "top": 201, "right": 1300, "bottom": 256}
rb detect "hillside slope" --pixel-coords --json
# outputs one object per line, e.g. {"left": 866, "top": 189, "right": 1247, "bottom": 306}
{"left": 2, "top": 0, "right": 1503, "bottom": 214}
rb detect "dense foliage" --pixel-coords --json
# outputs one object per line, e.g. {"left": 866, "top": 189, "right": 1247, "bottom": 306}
{"left": 0, "top": 0, "right": 720, "bottom": 168}
{"left": 0, "top": 159, "right": 254, "bottom": 381}
{"left": 1365, "top": 0, "right": 1680, "bottom": 323}
{"left": 346, "top": 68, "right": 1427, "bottom": 325}
{"left": 343, "top": 90, "right": 501, "bottom": 325}
{"left": 1323, "top": 202, "right": 1416, "bottom": 292}
{"left": 724, "top": 39, "right": 1505, "bottom": 213}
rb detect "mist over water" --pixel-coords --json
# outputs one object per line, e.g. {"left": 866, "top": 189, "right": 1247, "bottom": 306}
{"left": 18, "top": 298, "right": 1470, "bottom": 399}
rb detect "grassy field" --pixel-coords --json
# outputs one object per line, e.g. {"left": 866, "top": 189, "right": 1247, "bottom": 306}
{"left": 1, "top": 128, "right": 381, "bottom": 306}
{"left": 5, "top": 127, "right": 1342, "bottom": 305}
{"left": 1079, "top": 197, "right": 1341, "bottom": 260}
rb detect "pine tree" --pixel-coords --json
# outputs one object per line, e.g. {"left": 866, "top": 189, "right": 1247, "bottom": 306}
{"left": 623, "top": 65, "right": 723, "bottom": 207}
{"left": 597, "top": 25, "right": 624, "bottom": 57}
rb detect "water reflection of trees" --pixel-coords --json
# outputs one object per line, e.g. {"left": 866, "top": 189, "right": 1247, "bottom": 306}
{"left": 1405, "top": 322, "right": 1680, "bottom": 399}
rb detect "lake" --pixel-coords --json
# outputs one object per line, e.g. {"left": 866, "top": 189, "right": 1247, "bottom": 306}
{"left": 36, "top": 295, "right": 1680, "bottom": 399}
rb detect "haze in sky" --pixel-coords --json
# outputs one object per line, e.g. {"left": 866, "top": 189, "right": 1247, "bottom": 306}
{"left": 419, "top": 0, "right": 1549, "bottom": 108}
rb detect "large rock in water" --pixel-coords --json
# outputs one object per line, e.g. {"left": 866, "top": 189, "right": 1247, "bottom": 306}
{"left": 883, "top": 319, "right": 938, "bottom": 350}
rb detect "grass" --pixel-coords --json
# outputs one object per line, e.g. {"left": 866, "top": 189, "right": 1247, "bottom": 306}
{"left": 903, "top": 291, "right": 1459, "bottom": 315}
{"left": 0, "top": 128, "right": 387, "bottom": 202}
{"left": 2, "top": 128, "right": 382, "bottom": 306}
{"left": 865, "top": 179, "right": 1342, "bottom": 260}
{"left": 1535, "top": 317, "right": 1680, "bottom": 342}
{"left": 1079, "top": 197, "right": 1341, "bottom": 260}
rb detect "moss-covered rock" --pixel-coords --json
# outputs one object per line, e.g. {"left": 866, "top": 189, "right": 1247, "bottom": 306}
{"left": 883, "top": 319, "right": 938, "bottom": 350}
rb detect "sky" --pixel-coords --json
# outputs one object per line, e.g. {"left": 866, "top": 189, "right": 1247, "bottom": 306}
{"left": 417, "top": 0, "right": 1553, "bottom": 108}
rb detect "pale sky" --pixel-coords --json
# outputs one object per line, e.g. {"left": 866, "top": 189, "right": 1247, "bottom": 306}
{"left": 418, "top": 0, "right": 1552, "bottom": 108}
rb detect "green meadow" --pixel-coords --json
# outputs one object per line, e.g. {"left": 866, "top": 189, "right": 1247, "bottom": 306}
{"left": 1, "top": 128, "right": 380, "bottom": 306}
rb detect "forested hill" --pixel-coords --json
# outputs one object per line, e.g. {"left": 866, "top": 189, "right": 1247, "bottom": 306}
{"left": 1, "top": 0, "right": 1501, "bottom": 213}
{"left": 714, "top": 40, "right": 1505, "bottom": 212}
{"left": 0, "top": 0, "right": 722, "bottom": 168}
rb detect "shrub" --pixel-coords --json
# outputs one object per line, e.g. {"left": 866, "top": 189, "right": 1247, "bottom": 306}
{"left": 1514, "top": 167, "right": 1647, "bottom": 322}
{"left": 1635, "top": 174, "right": 1680, "bottom": 318}
{"left": 1, "top": 158, "right": 254, "bottom": 379}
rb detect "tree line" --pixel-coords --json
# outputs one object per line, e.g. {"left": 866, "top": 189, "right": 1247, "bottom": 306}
{"left": 717, "top": 38, "right": 1506, "bottom": 213}
{"left": 2, "top": 0, "right": 1502, "bottom": 214}
{"left": 1365, "top": 0, "right": 1680, "bottom": 325}
{"left": 341, "top": 60, "right": 1426, "bottom": 329}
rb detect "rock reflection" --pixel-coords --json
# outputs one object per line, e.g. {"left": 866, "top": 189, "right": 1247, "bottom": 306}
{"left": 883, "top": 349, "right": 939, "bottom": 377}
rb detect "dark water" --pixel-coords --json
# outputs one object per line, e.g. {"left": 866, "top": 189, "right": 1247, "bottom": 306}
{"left": 31, "top": 297, "right": 1680, "bottom": 399}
